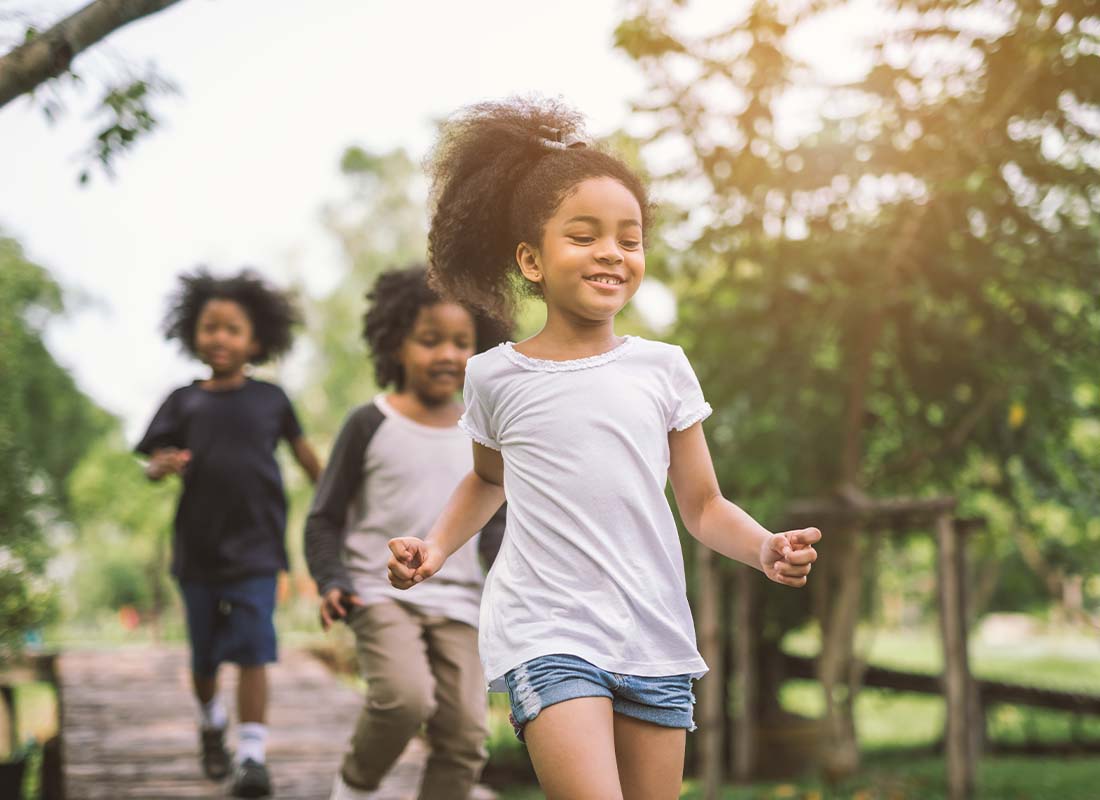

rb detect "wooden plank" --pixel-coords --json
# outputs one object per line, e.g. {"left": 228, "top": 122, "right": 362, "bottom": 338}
{"left": 60, "top": 646, "right": 497, "bottom": 800}
{"left": 780, "top": 653, "right": 1100, "bottom": 715}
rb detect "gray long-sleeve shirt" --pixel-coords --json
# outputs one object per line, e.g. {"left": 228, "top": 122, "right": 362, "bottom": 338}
{"left": 305, "top": 396, "right": 504, "bottom": 629}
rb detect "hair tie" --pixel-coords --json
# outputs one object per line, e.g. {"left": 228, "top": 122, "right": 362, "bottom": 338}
{"left": 538, "top": 125, "right": 588, "bottom": 151}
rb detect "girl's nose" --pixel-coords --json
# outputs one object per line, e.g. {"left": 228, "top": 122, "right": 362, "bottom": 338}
{"left": 595, "top": 238, "right": 624, "bottom": 264}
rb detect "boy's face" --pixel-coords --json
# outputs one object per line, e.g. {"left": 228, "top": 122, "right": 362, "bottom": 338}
{"left": 399, "top": 302, "right": 477, "bottom": 405}
{"left": 195, "top": 299, "right": 259, "bottom": 376}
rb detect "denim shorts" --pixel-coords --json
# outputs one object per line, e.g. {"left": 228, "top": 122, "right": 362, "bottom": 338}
{"left": 178, "top": 574, "right": 278, "bottom": 678}
{"left": 504, "top": 653, "right": 696, "bottom": 741}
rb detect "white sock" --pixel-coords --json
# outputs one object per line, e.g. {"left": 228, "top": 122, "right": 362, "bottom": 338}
{"left": 237, "top": 722, "right": 268, "bottom": 764}
{"left": 198, "top": 696, "right": 227, "bottom": 731}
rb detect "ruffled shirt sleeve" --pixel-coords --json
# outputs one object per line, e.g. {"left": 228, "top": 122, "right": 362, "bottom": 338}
{"left": 667, "top": 346, "right": 713, "bottom": 431}
{"left": 458, "top": 365, "right": 501, "bottom": 450}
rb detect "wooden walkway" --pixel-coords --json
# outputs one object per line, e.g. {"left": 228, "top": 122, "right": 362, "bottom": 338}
{"left": 59, "top": 646, "right": 497, "bottom": 799}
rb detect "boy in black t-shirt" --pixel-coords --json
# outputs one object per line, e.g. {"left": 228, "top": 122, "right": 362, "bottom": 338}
{"left": 137, "top": 269, "right": 321, "bottom": 798}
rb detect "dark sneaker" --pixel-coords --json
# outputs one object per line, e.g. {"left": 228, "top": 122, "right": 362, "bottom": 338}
{"left": 199, "top": 727, "right": 230, "bottom": 780}
{"left": 231, "top": 758, "right": 272, "bottom": 798}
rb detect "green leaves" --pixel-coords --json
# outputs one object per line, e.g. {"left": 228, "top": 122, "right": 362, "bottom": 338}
{"left": 622, "top": 0, "right": 1100, "bottom": 600}
{"left": 81, "top": 71, "right": 178, "bottom": 184}
{"left": 614, "top": 15, "right": 686, "bottom": 60}
{"left": 0, "top": 235, "right": 112, "bottom": 655}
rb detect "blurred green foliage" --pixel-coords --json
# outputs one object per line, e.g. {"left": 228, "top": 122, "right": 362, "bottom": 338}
{"left": 65, "top": 431, "right": 177, "bottom": 622}
{"left": 617, "top": 0, "right": 1100, "bottom": 622}
{"left": 295, "top": 146, "right": 428, "bottom": 441}
{"left": 0, "top": 236, "right": 112, "bottom": 656}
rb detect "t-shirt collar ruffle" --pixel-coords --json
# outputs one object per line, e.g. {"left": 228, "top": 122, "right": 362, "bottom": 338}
{"left": 500, "top": 336, "right": 635, "bottom": 372}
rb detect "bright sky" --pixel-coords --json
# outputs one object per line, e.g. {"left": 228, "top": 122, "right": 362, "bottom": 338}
{"left": 0, "top": 0, "right": 657, "bottom": 439}
{"left": 0, "top": 1, "right": 874, "bottom": 441}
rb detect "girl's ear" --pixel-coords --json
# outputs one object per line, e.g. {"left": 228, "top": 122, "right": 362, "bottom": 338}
{"left": 516, "top": 242, "right": 542, "bottom": 285}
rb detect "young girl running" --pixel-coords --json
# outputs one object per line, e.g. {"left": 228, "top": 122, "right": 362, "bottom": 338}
{"left": 386, "top": 98, "right": 821, "bottom": 800}
{"left": 305, "top": 266, "right": 509, "bottom": 800}
{"left": 137, "top": 269, "right": 321, "bottom": 798}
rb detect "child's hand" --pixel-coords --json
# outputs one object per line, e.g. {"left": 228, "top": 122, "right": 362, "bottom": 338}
{"left": 319, "top": 588, "right": 365, "bottom": 631}
{"left": 387, "top": 537, "right": 445, "bottom": 590}
{"left": 147, "top": 447, "right": 191, "bottom": 479}
{"left": 759, "top": 527, "right": 820, "bottom": 587}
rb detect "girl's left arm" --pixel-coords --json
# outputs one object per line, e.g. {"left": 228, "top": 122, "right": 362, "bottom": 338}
{"left": 668, "top": 422, "right": 819, "bottom": 587}
{"left": 290, "top": 436, "right": 322, "bottom": 484}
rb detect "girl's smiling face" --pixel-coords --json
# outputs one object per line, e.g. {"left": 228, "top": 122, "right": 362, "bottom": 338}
{"left": 398, "top": 302, "right": 477, "bottom": 405}
{"left": 517, "top": 176, "right": 645, "bottom": 323}
{"left": 194, "top": 298, "right": 259, "bottom": 376}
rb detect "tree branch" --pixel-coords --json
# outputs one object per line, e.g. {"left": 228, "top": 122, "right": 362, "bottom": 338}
{"left": 0, "top": 0, "right": 182, "bottom": 110}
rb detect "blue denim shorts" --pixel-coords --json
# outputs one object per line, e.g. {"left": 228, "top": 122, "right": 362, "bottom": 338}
{"left": 178, "top": 575, "right": 278, "bottom": 678}
{"left": 504, "top": 653, "right": 696, "bottom": 741}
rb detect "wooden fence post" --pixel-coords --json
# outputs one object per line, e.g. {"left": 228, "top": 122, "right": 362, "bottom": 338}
{"left": 695, "top": 544, "right": 724, "bottom": 800}
{"left": 732, "top": 566, "right": 757, "bottom": 781}
{"left": 937, "top": 512, "right": 976, "bottom": 800}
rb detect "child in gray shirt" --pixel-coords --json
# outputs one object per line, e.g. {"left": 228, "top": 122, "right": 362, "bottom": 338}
{"left": 305, "top": 266, "right": 508, "bottom": 800}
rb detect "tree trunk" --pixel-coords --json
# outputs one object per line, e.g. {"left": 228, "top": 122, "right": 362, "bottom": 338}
{"left": 0, "top": 0, "right": 183, "bottom": 109}
{"left": 817, "top": 303, "right": 884, "bottom": 780}
{"left": 695, "top": 545, "right": 725, "bottom": 800}
{"left": 1062, "top": 574, "right": 1084, "bottom": 619}
{"left": 816, "top": 205, "right": 929, "bottom": 781}
{"left": 969, "top": 554, "right": 1001, "bottom": 623}
{"left": 732, "top": 566, "right": 757, "bottom": 781}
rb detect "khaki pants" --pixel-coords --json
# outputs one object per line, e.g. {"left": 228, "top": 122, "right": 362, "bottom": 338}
{"left": 341, "top": 600, "right": 489, "bottom": 799}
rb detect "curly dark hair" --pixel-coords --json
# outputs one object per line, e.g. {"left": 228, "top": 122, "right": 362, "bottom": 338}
{"left": 426, "top": 96, "right": 651, "bottom": 321}
{"left": 363, "top": 265, "right": 512, "bottom": 389}
{"left": 163, "top": 268, "right": 301, "bottom": 364}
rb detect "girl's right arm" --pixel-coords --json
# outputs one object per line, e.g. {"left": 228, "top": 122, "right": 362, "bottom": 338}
{"left": 668, "top": 422, "right": 819, "bottom": 586}
{"left": 388, "top": 443, "right": 505, "bottom": 589}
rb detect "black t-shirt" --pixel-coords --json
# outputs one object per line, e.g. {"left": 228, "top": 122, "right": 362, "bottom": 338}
{"left": 136, "top": 378, "right": 303, "bottom": 582}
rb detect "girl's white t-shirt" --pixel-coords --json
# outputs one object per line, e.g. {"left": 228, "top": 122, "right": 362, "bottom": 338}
{"left": 459, "top": 335, "right": 713, "bottom": 691}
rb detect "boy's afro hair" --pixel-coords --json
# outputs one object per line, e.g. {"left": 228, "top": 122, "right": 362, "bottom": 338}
{"left": 163, "top": 268, "right": 302, "bottom": 364}
{"left": 363, "top": 265, "right": 511, "bottom": 389}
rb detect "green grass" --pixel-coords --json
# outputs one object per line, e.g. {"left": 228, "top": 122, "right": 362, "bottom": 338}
{"left": 497, "top": 756, "right": 1100, "bottom": 799}
{"left": 677, "top": 755, "right": 1100, "bottom": 799}
{"left": 783, "top": 626, "right": 1100, "bottom": 694}
{"left": 14, "top": 683, "right": 56, "bottom": 744}
{"left": 779, "top": 682, "right": 945, "bottom": 750}
{"left": 778, "top": 625, "right": 1100, "bottom": 751}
